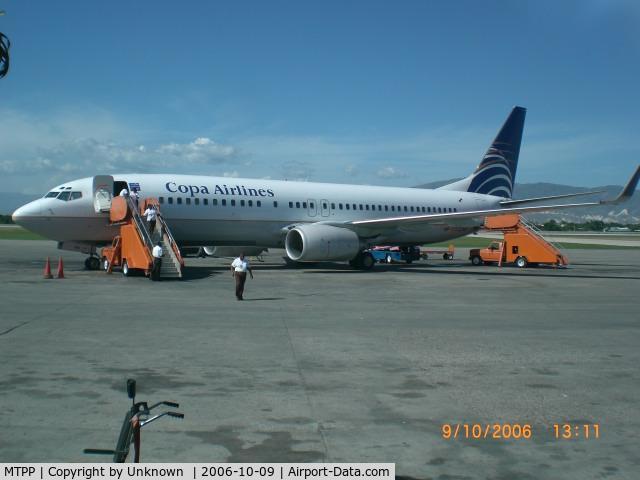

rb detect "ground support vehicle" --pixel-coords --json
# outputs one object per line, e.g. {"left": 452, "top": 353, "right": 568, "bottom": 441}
{"left": 469, "top": 214, "right": 569, "bottom": 268}
{"left": 368, "top": 245, "right": 421, "bottom": 264}
{"left": 100, "top": 196, "right": 184, "bottom": 279}
{"left": 420, "top": 244, "right": 455, "bottom": 260}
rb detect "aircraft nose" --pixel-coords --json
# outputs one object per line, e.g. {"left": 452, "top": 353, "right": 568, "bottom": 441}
{"left": 12, "top": 201, "right": 41, "bottom": 225}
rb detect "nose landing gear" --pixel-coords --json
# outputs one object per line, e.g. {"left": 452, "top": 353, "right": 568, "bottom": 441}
{"left": 85, "top": 256, "right": 101, "bottom": 270}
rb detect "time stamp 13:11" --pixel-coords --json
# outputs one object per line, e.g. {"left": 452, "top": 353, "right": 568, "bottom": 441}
{"left": 441, "top": 423, "right": 601, "bottom": 440}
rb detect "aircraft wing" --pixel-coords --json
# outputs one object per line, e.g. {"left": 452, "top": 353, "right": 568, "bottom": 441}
{"left": 498, "top": 190, "right": 604, "bottom": 206}
{"left": 346, "top": 165, "right": 639, "bottom": 229}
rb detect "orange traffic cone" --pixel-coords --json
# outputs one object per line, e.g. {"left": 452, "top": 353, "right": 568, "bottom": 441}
{"left": 56, "top": 257, "right": 65, "bottom": 279}
{"left": 43, "top": 257, "right": 53, "bottom": 279}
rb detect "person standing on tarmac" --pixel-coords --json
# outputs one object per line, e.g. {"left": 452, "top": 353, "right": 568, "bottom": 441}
{"left": 151, "top": 243, "right": 163, "bottom": 281}
{"left": 230, "top": 253, "right": 253, "bottom": 300}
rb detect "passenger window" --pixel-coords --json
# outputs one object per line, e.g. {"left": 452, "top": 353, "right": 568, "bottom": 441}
{"left": 410, "top": 206, "right": 414, "bottom": 212}
{"left": 273, "top": 201, "right": 277, "bottom": 207}
{"left": 240, "top": 200, "right": 245, "bottom": 207}
{"left": 309, "top": 202, "right": 314, "bottom": 209}
{"left": 296, "top": 202, "right": 300, "bottom": 208}
{"left": 213, "top": 198, "right": 218, "bottom": 206}
{"left": 186, "top": 198, "right": 191, "bottom": 205}
{"left": 438, "top": 207, "right": 442, "bottom": 213}
{"left": 404, "top": 206, "right": 408, "bottom": 212}
{"left": 303, "top": 202, "right": 307, "bottom": 208}
{"left": 289, "top": 201, "right": 293, "bottom": 208}
{"left": 359, "top": 204, "right": 363, "bottom": 210}
{"left": 324, "top": 203, "right": 329, "bottom": 209}
{"left": 330, "top": 203, "right": 335, "bottom": 209}
{"left": 222, "top": 199, "right": 227, "bottom": 206}
{"left": 168, "top": 197, "right": 174, "bottom": 205}
{"left": 177, "top": 198, "right": 183, "bottom": 205}
{"left": 159, "top": 196, "right": 164, "bottom": 204}
{"left": 378, "top": 205, "right": 382, "bottom": 211}
{"left": 345, "top": 204, "right": 350, "bottom": 210}
{"left": 248, "top": 200, "right": 253, "bottom": 207}
{"left": 203, "top": 199, "right": 208, "bottom": 205}
{"left": 365, "top": 205, "right": 369, "bottom": 210}
{"left": 257, "top": 200, "right": 261, "bottom": 207}
{"left": 57, "top": 191, "right": 71, "bottom": 201}
{"left": 454, "top": 207, "right": 457, "bottom": 212}
{"left": 194, "top": 198, "right": 199, "bottom": 205}
{"left": 385, "top": 205, "right": 389, "bottom": 211}
{"left": 339, "top": 203, "right": 343, "bottom": 210}
{"left": 231, "top": 199, "right": 236, "bottom": 206}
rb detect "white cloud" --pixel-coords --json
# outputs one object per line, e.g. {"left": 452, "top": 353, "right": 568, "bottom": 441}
{"left": 376, "top": 166, "right": 407, "bottom": 179}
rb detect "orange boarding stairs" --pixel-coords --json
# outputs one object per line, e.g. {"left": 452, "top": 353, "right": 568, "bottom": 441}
{"left": 104, "top": 195, "right": 184, "bottom": 279}
{"left": 483, "top": 214, "right": 569, "bottom": 267}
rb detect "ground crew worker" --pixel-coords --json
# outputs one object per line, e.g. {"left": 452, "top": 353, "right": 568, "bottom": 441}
{"left": 143, "top": 204, "right": 158, "bottom": 234}
{"left": 230, "top": 253, "right": 253, "bottom": 300}
{"left": 151, "top": 243, "right": 163, "bottom": 281}
{"left": 119, "top": 187, "right": 129, "bottom": 197}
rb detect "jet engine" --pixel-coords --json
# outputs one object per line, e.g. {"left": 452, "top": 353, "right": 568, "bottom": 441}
{"left": 203, "top": 246, "right": 267, "bottom": 257}
{"left": 285, "top": 224, "right": 360, "bottom": 262}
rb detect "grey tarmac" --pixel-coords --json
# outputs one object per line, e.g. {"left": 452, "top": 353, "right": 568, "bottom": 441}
{"left": 0, "top": 240, "right": 639, "bottom": 479}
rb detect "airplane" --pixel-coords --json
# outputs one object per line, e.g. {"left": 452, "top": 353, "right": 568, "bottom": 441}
{"left": 12, "top": 106, "right": 640, "bottom": 271}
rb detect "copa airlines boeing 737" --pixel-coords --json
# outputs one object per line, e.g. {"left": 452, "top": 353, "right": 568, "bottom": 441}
{"left": 12, "top": 106, "right": 640, "bottom": 270}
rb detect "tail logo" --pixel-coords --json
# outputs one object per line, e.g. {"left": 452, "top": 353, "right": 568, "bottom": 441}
{"left": 468, "top": 144, "right": 517, "bottom": 198}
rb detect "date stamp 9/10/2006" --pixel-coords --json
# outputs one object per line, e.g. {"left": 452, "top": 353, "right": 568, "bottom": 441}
{"left": 441, "top": 423, "right": 600, "bottom": 440}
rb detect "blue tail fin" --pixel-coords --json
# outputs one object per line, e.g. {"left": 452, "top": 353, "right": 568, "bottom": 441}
{"left": 468, "top": 106, "right": 526, "bottom": 198}
{"left": 438, "top": 106, "right": 526, "bottom": 198}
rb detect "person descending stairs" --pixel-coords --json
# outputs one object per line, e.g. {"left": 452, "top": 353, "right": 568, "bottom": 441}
{"left": 101, "top": 195, "right": 184, "bottom": 279}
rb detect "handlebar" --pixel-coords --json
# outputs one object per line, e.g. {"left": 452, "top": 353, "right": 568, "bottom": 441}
{"left": 84, "top": 379, "right": 184, "bottom": 463}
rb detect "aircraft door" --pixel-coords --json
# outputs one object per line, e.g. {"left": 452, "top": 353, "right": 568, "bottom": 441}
{"left": 307, "top": 199, "right": 317, "bottom": 217}
{"left": 92, "top": 175, "right": 114, "bottom": 213}
{"left": 320, "top": 199, "right": 330, "bottom": 217}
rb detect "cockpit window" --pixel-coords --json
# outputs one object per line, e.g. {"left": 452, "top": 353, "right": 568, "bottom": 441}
{"left": 45, "top": 191, "right": 60, "bottom": 198}
{"left": 57, "top": 191, "right": 71, "bottom": 201}
{"left": 70, "top": 191, "right": 82, "bottom": 200}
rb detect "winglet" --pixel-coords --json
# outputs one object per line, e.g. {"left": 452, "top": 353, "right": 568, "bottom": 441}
{"left": 601, "top": 165, "right": 640, "bottom": 205}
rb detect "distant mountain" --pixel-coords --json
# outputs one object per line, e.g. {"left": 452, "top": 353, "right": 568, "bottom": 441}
{"left": 0, "top": 193, "right": 40, "bottom": 216}
{"left": 414, "top": 180, "right": 640, "bottom": 223}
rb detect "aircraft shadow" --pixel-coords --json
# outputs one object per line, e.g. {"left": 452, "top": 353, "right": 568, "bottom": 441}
{"left": 241, "top": 297, "right": 285, "bottom": 301}
{"left": 303, "top": 264, "right": 640, "bottom": 280}
{"left": 181, "top": 266, "right": 224, "bottom": 281}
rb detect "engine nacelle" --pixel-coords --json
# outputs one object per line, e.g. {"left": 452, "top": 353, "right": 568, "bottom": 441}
{"left": 203, "top": 246, "right": 267, "bottom": 257}
{"left": 285, "top": 224, "right": 360, "bottom": 262}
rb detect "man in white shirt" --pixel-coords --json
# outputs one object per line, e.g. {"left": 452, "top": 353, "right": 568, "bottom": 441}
{"left": 151, "top": 243, "right": 163, "bottom": 281}
{"left": 143, "top": 205, "right": 158, "bottom": 234}
{"left": 230, "top": 253, "right": 253, "bottom": 300}
{"left": 119, "top": 188, "right": 129, "bottom": 197}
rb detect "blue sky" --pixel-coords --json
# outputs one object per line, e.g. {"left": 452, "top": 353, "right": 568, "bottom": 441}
{"left": 1, "top": 0, "right": 639, "bottom": 194}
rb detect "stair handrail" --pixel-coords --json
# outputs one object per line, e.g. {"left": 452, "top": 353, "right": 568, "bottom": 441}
{"left": 520, "top": 216, "right": 567, "bottom": 253}
{"left": 144, "top": 199, "right": 184, "bottom": 268}
{"left": 125, "top": 195, "right": 154, "bottom": 252}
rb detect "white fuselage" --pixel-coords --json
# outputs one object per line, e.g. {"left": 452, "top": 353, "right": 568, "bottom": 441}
{"left": 13, "top": 174, "right": 503, "bottom": 248}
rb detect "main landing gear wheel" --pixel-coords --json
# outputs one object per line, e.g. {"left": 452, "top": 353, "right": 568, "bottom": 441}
{"left": 350, "top": 251, "right": 375, "bottom": 270}
{"left": 85, "top": 257, "right": 100, "bottom": 270}
{"left": 361, "top": 252, "right": 375, "bottom": 270}
{"left": 515, "top": 256, "right": 528, "bottom": 268}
